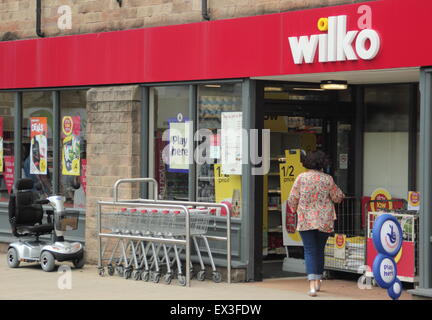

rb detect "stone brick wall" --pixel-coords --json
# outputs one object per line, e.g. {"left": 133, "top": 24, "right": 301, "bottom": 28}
{"left": 85, "top": 85, "right": 141, "bottom": 263}
{"left": 0, "top": 0, "right": 373, "bottom": 41}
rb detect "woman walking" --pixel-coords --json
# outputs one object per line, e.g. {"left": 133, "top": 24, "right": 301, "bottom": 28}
{"left": 288, "top": 150, "right": 344, "bottom": 297}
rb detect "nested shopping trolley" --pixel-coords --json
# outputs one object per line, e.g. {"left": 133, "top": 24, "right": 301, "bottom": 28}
{"left": 97, "top": 178, "right": 232, "bottom": 287}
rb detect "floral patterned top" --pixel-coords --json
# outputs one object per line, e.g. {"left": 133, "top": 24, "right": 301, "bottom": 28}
{"left": 288, "top": 170, "right": 345, "bottom": 233}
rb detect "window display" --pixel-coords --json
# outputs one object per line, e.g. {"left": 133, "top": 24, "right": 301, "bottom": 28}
{"left": 196, "top": 83, "right": 242, "bottom": 215}
{"left": 60, "top": 90, "right": 87, "bottom": 209}
{"left": 0, "top": 92, "right": 14, "bottom": 201}
{"left": 151, "top": 86, "right": 189, "bottom": 200}
{"left": 22, "top": 92, "right": 53, "bottom": 197}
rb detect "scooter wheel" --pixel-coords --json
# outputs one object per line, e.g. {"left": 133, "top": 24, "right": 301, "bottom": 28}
{"left": 141, "top": 271, "right": 150, "bottom": 282}
{"left": 212, "top": 271, "right": 222, "bottom": 283}
{"left": 40, "top": 251, "right": 56, "bottom": 272}
{"left": 197, "top": 270, "right": 206, "bottom": 281}
{"left": 98, "top": 268, "right": 105, "bottom": 277}
{"left": 6, "top": 248, "right": 20, "bottom": 268}
{"left": 164, "top": 274, "right": 172, "bottom": 285}
{"left": 177, "top": 275, "right": 187, "bottom": 287}
{"left": 73, "top": 255, "right": 85, "bottom": 269}
{"left": 132, "top": 270, "right": 141, "bottom": 281}
{"left": 107, "top": 265, "right": 115, "bottom": 276}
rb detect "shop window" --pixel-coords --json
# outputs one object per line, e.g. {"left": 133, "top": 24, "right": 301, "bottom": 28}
{"left": 363, "top": 85, "right": 410, "bottom": 199}
{"left": 197, "top": 83, "right": 242, "bottom": 217}
{"left": 60, "top": 90, "right": 87, "bottom": 209}
{"left": 22, "top": 92, "right": 53, "bottom": 197}
{"left": 0, "top": 92, "right": 15, "bottom": 202}
{"left": 150, "top": 86, "right": 190, "bottom": 200}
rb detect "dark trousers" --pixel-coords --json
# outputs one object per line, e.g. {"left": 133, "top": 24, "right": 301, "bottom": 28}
{"left": 299, "top": 230, "right": 330, "bottom": 280}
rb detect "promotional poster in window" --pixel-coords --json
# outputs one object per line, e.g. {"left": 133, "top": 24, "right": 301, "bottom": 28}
{"left": 61, "top": 116, "right": 81, "bottom": 176}
{"left": 30, "top": 117, "right": 48, "bottom": 175}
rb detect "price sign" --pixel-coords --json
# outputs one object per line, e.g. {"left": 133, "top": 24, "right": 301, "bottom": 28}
{"left": 280, "top": 149, "right": 306, "bottom": 246}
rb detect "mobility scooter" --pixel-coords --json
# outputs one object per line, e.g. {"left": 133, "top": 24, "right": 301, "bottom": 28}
{"left": 6, "top": 178, "right": 85, "bottom": 272}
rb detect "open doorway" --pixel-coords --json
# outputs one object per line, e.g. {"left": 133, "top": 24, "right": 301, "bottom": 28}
{"left": 258, "top": 81, "right": 356, "bottom": 279}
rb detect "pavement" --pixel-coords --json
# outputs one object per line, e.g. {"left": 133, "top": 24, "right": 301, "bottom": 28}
{"left": 0, "top": 254, "right": 413, "bottom": 300}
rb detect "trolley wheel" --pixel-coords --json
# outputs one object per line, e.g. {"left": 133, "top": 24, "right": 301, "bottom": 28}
{"left": 153, "top": 272, "right": 161, "bottom": 284}
{"left": 116, "top": 265, "right": 124, "bottom": 276}
{"left": 212, "top": 271, "right": 222, "bottom": 283}
{"left": 6, "top": 247, "right": 20, "bottom": 268}
{"left": 323, "top": 270, "right": 332, "bottom": 280}
{"left": 141, "top": 271, "right": 150, "bottom": 282}
{"left": 197, "top": 270, "right": 206, "bottom": 281}
{"left": 177, "top": 275, "right": 187, "bottom": 287}
{"left": 164, "top": 274, "right": 173, "bottom": 285}
{"left": 40, "top": 251, "right": 56, "bottom": 272}
{"left": 132, "top": 270, "right": 141, "bottom": 281}
{"left": 107, "top": 264, "right": 115, "bottom": 276}
{"left": 98, "top": 267, "right": 105, "bottom": 277}
{"left": 124, "top": 268, "right": 132, "bottom": 279}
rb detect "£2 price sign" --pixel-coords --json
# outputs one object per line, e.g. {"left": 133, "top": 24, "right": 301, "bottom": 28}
{"left": 372, "top": 214, "right": 403, "bottom": 300}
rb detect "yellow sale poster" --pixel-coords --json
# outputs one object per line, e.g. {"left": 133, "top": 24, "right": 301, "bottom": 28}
{"left": 280, "top": 149, "right": 306, "bottom": 246}
{"left": 62, "top": 116, "right": 81, "bottom": 176}
{"left": 214, "top": 164, "right": 242, "bottom": 218}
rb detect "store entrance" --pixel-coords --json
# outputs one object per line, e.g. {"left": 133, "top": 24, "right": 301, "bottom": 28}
{"left": 258, "top": 82, "right": 356, "bottom": 279}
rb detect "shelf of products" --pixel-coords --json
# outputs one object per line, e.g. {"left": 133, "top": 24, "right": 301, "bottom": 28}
{"left": 268, "top": 189, "right": 281, "bottom": 194}
{"left": 268, "top": 207, "right": 281, "bottom": 212}
{"left": 268, "top": 226, "right": 283, "bottom": 233}
{"left": 268, "top": 247, "right": 286, "bottom": 255}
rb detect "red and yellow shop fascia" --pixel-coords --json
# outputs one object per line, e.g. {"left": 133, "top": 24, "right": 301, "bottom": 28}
{"left": 0, "top": 0, "right": 431, "bottom": 90}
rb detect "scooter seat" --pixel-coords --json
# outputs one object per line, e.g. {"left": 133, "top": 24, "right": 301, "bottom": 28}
{"left": 16, "top": 223, "right": 54, "bottom": 235}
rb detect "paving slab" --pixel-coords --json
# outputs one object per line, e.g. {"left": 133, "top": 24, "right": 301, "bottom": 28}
{"left": 0, "top": 255, "right": 411, "bottom": 300}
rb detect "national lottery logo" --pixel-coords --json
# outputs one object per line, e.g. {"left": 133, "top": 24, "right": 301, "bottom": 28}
{"left": 380, "top": 220, "right": 401, "bottom": 255}
{"left": 372, "top": 214, "right": 403, "bottom": 300}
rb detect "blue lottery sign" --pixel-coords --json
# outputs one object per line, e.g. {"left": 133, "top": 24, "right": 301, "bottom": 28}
{"left": 371, "top": 214, "right": 403, "bottom": 300}
{"left": 372, "top": 214, "right": 403, "bottom": 256}
{"left": 388, "top": 278, "right": 403, "bottom": 300}
{"left": 372, "top": 253, "right": 397, "bottom": 289}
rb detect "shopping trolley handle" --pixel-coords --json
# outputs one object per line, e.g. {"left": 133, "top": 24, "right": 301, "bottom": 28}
{"left": 113, "top": 178, "right": 159, "bottom": 202}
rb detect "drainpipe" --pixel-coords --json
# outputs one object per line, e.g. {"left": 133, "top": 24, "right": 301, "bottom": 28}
{"left": 36, "top": 0, "right": 44, "bottom": 37}
{"left": 202, "top": 0, "right": 210, "bottom": 21}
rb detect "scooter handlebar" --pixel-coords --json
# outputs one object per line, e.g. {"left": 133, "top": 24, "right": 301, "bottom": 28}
{"left": 35, "top": 199, "right": 50, "bottom": 205}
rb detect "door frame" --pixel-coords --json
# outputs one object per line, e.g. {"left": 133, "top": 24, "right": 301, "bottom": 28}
{"left": 253, "top": 80, "right": 360, "bottom": 281}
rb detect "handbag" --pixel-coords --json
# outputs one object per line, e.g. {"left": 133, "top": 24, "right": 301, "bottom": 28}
{"left": 285, "top": 201, "right": 297, "bottom": 234}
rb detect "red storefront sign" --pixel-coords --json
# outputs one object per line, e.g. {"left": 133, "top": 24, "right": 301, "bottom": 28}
{"left": 0, "top": 0, "right": 431, "bottom": 89}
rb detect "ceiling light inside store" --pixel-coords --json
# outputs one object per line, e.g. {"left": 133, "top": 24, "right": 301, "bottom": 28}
{"left": 264, "top": 86, "right": 283, "bottom": 92}
{"left": 204, "top": 84, "right": 222, "bottom": 88}
{"left": 320, "top": 80, "right": 348, "bottom": 90}
{"left": 292, "top": 87, "right": 325, "bottom": 91}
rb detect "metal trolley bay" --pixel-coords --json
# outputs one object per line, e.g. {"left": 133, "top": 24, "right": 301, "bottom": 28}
{"left": 96, "top": 178, "right": 232, "bottom": 287}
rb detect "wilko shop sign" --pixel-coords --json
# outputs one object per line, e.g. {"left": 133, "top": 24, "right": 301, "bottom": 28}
{"left": 288, "top": 8, "right": 380, "bottom": 64}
